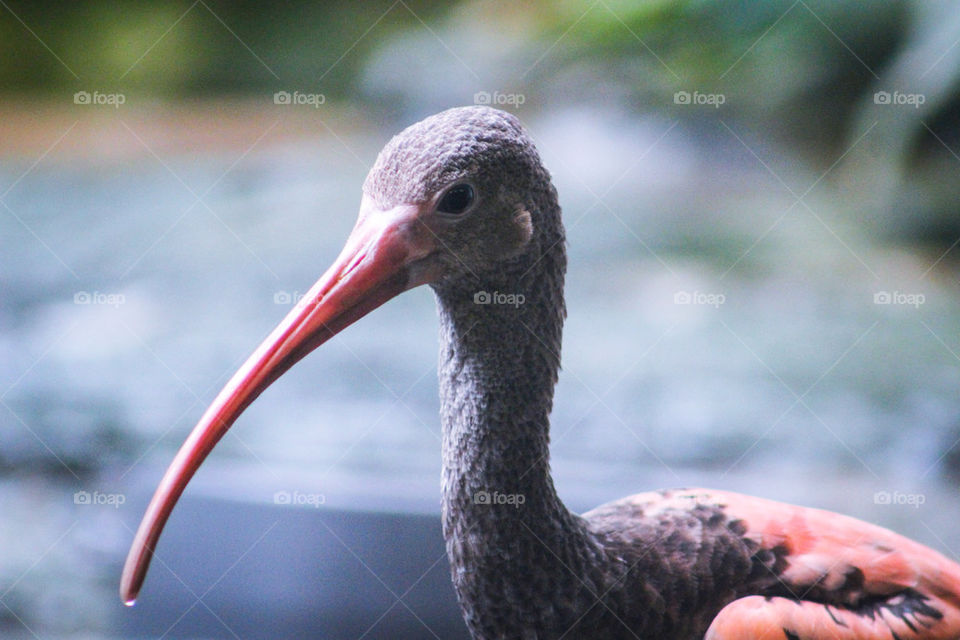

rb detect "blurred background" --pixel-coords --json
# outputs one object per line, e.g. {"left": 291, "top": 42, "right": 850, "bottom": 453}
{"left": 3, "top": 0, "right": 960, "bottom": 637}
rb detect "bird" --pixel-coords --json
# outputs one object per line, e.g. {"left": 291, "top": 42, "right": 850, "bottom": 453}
{"left": 121, "top": 106, "right": 960, "bottom": 639}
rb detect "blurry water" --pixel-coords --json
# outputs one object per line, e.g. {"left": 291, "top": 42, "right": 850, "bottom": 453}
{"left": 2, "top": 105, "right": 960, "bottom": 637}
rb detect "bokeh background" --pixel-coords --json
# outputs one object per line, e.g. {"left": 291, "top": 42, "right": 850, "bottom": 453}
{"left": 3, "top": 1, "right": 960, "bottom": 638}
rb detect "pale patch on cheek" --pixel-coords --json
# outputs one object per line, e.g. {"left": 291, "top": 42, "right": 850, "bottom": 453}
{"left": 444, "top": 205, "right": 534, "bottom": 267}
{"left": 488, "top": 206, "right": 533, "bottom": 261}
{"left": 507, "top": 207, "right": 533, "bottom": 251}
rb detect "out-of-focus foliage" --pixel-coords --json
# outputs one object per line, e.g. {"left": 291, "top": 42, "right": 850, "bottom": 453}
{"left": 538, "top": 1, "right": 908, "bottom": 145}
{"left": 0, "top": 1, "right": 442, "bottom": 96}
{"left": 5, "top": 0, "right": 954, "bottom": 242}
{"left": 522, "top": 0, "right": 960, "bottom": 242}
{"left": 0, "top": 1, "right": 909, "bottom": 139}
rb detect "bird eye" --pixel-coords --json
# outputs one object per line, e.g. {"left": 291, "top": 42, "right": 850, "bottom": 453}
{"left": 436, "top": 184, "right": 475, "bottom": 215}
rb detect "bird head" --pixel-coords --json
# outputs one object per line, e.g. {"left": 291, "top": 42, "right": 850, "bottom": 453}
{"left": 364, "top": 106, "right": 544, "bottom": 280}
{"left": 120, "top": 106, "right": 553, "bottom": 604}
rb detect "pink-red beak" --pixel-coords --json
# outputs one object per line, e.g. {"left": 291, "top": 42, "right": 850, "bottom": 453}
{"left": 120, "top": 195, "right": 438, "bottom": 605}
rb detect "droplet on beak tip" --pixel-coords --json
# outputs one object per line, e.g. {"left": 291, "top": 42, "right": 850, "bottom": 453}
{"left": 123, "top": 598, "right": 137, "bottom": 607}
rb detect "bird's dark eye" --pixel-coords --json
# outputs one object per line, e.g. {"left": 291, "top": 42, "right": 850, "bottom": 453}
{"left": 436, "top": 184, "right": 475, "bottom": 215}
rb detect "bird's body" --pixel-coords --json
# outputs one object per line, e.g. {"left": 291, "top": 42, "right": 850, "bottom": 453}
{"left": 450, "top": 484, "right": 960, "bottom": 639}
{"left": 122, "top": 106, "right": 960, "bottom": 639}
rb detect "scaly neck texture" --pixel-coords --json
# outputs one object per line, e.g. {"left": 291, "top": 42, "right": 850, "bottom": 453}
{"left": 433, "top": 182, "right": 608, "bottom": 637}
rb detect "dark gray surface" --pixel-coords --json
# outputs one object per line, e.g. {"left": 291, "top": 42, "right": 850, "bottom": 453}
{"left": 118, "top": 497, "right": 469, "bottom": 639}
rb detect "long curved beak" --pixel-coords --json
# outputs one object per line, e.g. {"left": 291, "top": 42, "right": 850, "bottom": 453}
{"left": 120, "top": 195, "right": 437, "bottom": 605}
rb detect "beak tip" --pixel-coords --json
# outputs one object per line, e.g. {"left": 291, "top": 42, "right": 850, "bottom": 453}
{"left": 120, "top": 569, "right": 141, "bottom": 606}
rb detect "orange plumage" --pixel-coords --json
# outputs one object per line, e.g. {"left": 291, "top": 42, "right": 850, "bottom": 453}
{"left": 616, "top": 489, "right": 960, "bottom": 639}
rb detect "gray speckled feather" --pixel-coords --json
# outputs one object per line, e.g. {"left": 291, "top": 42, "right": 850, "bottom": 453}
{"left": 363, "top": 108, "right": 771, "bottom": 639}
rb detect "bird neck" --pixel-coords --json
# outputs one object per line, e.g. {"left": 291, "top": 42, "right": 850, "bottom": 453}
{"left": 435, "top": 187, "right": 567, "bottom": 521}
{"left": 433, "top": 191, "right": 600, "bottom": 629}
{"left": 436, "top": 282, "right": 569, "bottom": 527}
